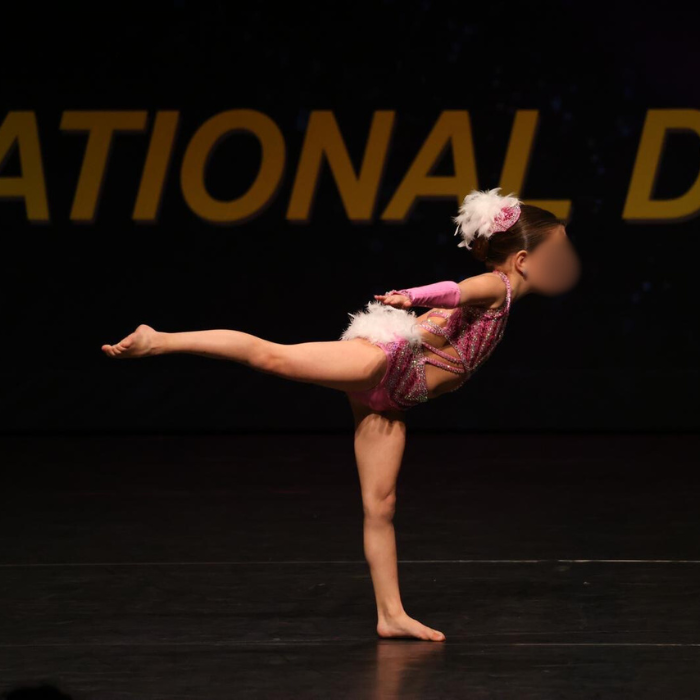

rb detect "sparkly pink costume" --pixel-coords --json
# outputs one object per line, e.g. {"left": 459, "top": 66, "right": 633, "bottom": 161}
{"left": 344, "top": 270, "right": 512, "bottom": 411}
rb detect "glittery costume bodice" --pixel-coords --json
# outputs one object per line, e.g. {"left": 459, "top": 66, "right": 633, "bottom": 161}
{"left": 416, "top": 269, "right": 512, "bottom": 387}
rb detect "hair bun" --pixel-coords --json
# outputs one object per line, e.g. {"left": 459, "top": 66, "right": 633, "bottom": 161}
{"left": 469, "top": 235, "right": 490, "bottom": 262}
{"left": 452, "top": 187, "right": 522, "bottom": 250}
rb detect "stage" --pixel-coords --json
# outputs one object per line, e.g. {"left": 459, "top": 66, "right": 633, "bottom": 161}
{"left": 1, "top": 433, "right": 698, "bottom": 698}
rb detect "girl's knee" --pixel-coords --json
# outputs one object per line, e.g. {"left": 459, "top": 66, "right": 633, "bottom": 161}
{"left": 363, "top": 492, "right": 397, "bottom": 521}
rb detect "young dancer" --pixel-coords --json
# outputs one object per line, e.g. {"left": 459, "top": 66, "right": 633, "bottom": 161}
{"left": 101, "top": 188, "right": 580, "bottom": 643}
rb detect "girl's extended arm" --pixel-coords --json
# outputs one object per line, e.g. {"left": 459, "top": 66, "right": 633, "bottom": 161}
{"left": 375, "top": 273, "right": 504, "bottom": 310}
{"left": 386, "top": 280, "right": 461, "bottom": 308}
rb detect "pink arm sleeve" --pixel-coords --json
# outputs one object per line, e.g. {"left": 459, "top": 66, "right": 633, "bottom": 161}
{"left": 387, "top": 280, "right": 462, "bottom": 308}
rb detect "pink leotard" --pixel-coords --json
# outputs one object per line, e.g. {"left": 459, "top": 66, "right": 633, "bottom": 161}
{"left": 416, "top": 269, "right": 512, "bottom": 390}
{"left": 346, "top": 270, "right": 512, "bottom": 411}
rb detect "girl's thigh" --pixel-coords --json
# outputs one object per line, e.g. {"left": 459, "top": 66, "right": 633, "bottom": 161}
{"left": 348, "top": 395, "right": 407, "bottom": 502}
{"left": 270, "top": 337, "right": 389, "bottom": 393}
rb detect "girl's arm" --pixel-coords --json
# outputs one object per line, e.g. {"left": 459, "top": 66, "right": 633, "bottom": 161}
{"left": 375, "top": 273, "right": 504, "bottom": 310}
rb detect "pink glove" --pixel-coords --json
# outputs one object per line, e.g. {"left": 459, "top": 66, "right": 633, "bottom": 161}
{"left": 386, "top": 280, "right": 462, "bottom": 308}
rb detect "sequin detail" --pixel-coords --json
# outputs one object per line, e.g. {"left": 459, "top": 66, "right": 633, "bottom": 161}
{"left": 492, "top": 204, "right": 521, "bottom": 232}
{"left": 345, "top": 336, "right": 429, "bottom": 411}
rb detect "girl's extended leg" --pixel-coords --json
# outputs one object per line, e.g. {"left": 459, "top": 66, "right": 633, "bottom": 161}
{"left": 101, "top": 324, "right": 387, "bottom": 393}
{"left": 349, "top": 396, "right": 445, "bottom": 642}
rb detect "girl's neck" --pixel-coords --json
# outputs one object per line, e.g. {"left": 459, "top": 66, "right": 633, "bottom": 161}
{"left": 493, "top": 267, "right": 525, "bottom": 303}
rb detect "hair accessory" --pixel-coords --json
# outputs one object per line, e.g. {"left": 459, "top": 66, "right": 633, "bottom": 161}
{"left": 452, "top": 187, "right": 522, "bottom": 250}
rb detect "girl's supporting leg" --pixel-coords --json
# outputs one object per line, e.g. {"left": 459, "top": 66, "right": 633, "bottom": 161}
{"left": 349, "top": 396, "right": 445, "bottom": 642}
{"left": 101, "top": 323, "right": 388, "bottom": 393}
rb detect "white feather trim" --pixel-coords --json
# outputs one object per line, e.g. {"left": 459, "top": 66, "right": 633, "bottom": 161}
{"left": 452, "top": 187, "right": 522, "bottom": 250}
{"left": 339, "top": 301, "right": 423, "bottom": 347}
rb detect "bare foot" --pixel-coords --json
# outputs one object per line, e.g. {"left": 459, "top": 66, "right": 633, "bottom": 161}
{"left": 101, "top": 324, "right": 162, "bottom": 359}
{"left": 377, "top": 612, "right": 446, "bottom": 641}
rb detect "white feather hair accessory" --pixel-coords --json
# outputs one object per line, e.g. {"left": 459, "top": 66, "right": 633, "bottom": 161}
{"left": 452, "top": 187, "right": 522, "bottom": 250}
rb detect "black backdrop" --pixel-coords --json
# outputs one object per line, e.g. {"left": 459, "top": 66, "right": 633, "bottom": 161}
{"left": 1, "top": 2, "right": 698, "bottom": 433}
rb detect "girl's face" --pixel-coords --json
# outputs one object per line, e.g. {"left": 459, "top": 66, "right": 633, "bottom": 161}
{"left": 525, "top": 225, "right": 581, "bottom": 295}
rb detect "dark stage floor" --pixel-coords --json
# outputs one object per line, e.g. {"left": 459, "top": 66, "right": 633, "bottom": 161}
{"left": 1, "top": 433, "right": 699, "bottom": 699}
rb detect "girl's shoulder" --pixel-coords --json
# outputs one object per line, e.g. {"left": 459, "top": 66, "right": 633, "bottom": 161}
{"left": 457, "top": 271, "right": 510, "bottom": 312}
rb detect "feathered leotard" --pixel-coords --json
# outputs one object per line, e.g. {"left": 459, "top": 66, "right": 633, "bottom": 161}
{"left": 340, "top": 269, "right": 512, "bottom": 411}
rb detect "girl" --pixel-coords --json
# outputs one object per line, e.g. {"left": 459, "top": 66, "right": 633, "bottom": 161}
{"left": 101, "top": 188, "right": 580, "bottom": 643}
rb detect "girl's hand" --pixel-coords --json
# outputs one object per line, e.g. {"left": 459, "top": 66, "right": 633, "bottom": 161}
{"left": 374, "top": 291, "right": 412, "bottom": 309}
